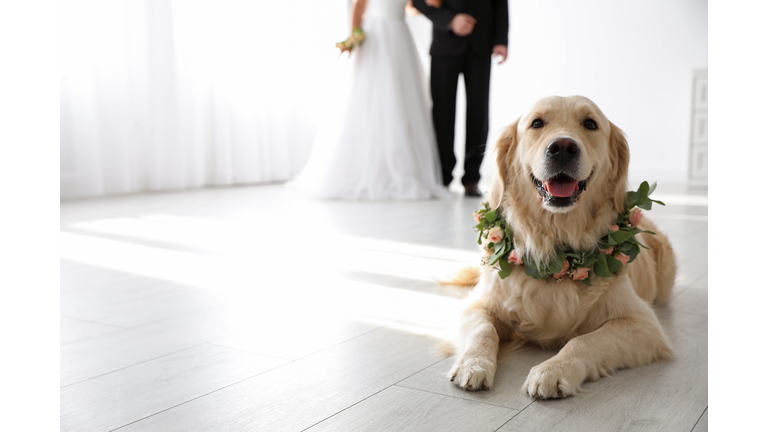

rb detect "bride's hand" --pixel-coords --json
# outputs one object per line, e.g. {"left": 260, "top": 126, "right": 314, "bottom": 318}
{"left": 335, "top": 42, "right": 352, "bottom": 57}
{"left": 425, "top": 0, "right": 442, "bottom": 8}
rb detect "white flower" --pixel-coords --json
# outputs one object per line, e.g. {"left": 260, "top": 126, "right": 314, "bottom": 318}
{"left": 488, "top": 226, "right": 504, "bottom": 243}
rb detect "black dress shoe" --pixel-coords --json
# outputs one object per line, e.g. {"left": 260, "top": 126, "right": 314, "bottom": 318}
{"left": 464, "top": 183, "right": 482, "bottom": 197}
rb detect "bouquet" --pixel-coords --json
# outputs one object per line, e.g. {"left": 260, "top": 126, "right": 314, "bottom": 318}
{"left": 336, "top": 27, "right": 366, "bottom": 53}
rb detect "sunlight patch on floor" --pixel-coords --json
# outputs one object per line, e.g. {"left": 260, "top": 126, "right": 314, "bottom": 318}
{"left": 62, "top": 214, "right": 480, "bottom": 285}
{"left": 60, "top": 218, "right": 472, "bottom": 336}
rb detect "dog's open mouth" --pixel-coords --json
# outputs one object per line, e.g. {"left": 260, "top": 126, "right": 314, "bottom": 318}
{"left": 532, "top": 173, "right": 589, "bottom": 208}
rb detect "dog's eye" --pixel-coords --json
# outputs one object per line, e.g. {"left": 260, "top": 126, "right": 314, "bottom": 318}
{"left": 584, "top": 119, "right": 598, "bottom": 130}
{"left": 531, "top": 119, "right": 544, "bottom": 129}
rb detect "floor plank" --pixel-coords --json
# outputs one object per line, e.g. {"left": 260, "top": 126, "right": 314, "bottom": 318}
{"left": 60, "top": 305, "right": 242, "bottom": 386}
{"left": 305, "top": 385, "right": 518, "bottom": 432}
{"left": 209, "top": 317, "right": 385, "bottom": 360}
{"left": 60, "top": 344, "right": 287, "bottom": 431}
{"left": 60, "top": 277, "right": 187, "bottom": 315}
{"left": 115, "top": 327, "right": 447, "bottom": 432}
{"left": 60, "top": 265, "right": 150, "bottom": 295}
{"left": 691, "top": 408, "right": 708, "bottom": 432}
{"left": 669, "top": 277, "right": 707, "bottom": 317}
{"left": 65, "top": 286, "right": 226, "bottom": 328}
{"left": 60, "top": 316, "right": 123, "bottom": 345}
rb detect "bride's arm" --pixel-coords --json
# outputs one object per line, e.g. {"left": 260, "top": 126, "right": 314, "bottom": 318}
{"left": 337, "top": 0, "right": 367, "bottom": 54}
{"left": 350, "top": 0, "right": 367, "bottom": 33}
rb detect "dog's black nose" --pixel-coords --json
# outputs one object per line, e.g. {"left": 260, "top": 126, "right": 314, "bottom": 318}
{"left": 546, "top": 138, "right": 580, "bottom": 163}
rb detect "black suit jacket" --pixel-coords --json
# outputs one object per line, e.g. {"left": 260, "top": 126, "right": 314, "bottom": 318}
{"left": 412, "top": 0, "right": 509, "bottom": 57}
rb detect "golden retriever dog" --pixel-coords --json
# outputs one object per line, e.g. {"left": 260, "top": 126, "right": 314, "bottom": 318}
{"left": 448, "top": 95, "right": 676, "bottom": 398}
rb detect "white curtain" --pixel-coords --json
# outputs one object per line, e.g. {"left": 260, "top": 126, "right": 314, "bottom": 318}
{"left": 61, "top": 0, "right": 350, "bottom": 199}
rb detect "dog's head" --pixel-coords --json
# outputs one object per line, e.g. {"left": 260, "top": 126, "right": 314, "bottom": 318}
{"left": 489, "top": 96, "right": 630, "bottom": 258}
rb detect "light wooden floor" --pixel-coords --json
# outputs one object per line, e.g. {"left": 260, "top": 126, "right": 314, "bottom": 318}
{"left": 60, "top": 183, "right": 707, "bottom": 431}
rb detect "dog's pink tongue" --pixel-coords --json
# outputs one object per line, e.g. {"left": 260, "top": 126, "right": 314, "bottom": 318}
{"left": 545, "top": 180, "right": 578, "bottom": 197}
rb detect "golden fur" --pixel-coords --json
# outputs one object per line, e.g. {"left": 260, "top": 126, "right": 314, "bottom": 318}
{"left": 447, "top": 96, "right": 676, "bottom": 398}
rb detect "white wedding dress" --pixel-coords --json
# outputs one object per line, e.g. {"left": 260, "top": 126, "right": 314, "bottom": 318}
{"left": 288, "top": 0, "right": 450, "bottom": 200}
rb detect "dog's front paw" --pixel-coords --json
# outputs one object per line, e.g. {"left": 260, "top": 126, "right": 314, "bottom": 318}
{"left": 523, "top": 359, "right": 585, "bottom": 399}
{"left": 448, "top": 356, "right": 496, "bottom": 391}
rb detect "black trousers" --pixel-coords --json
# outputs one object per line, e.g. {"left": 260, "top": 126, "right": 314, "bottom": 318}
{"left": 431, "top": 51, "right": 491, "bottom": 187}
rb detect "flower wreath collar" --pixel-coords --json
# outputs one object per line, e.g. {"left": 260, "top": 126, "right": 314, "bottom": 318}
{"left": 473, "top": 181, "right": 665, "bottom": 285}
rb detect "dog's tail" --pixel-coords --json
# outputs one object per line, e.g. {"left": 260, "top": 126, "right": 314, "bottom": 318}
{"left": 436, "top": 266, "right": 481, "bottom": 288}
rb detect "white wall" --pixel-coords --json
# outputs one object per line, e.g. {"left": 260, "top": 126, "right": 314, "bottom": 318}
{"left": 408, "top": 0, "right": 708, "bottom": 187}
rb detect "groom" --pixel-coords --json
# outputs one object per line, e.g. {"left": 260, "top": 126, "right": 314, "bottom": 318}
{"left": 412, "top": 0, "right": 509, "bottom": 197}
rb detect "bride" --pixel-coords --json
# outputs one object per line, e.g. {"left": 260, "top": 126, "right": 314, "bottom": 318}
{"left": 288, "top": 0, "right": 450, "bottom": 200}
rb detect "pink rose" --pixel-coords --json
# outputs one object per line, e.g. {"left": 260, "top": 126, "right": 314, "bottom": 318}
{"left": 616, "top": 253, "right": 630, "bottom": 266}
{"left": 572, "top": 267, "right": 589, "bottom": 281}
{"left": 601, "top": 246, "right": 614, "bottom": 254}
{"left": 609, "top": 225, "right": 620, "bottom": 232}
{"left": 629, "top": 208, "right": 643, "bottom": 227}
{"left": 508, "top": 249, "right": 523, "bottom": 265}
{"left": 473, "top": 212, "right": 483, "bottom": 223}
{"left": 488, "top": 226, "right": 504, "bottom": 243}
{"left": 553, "top": 260, "right": 569, "bottom": 279}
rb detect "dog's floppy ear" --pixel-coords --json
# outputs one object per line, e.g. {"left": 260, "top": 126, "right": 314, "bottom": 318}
{"left": 488, "top": 118, "right": 520, "bottom": 210}
{"left": 609, "top": 121, "right": 630, "bottom": 213}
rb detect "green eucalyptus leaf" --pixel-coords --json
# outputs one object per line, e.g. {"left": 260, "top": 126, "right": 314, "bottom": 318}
{"left": 609, "top": 230, "right": 633, "bottom": 244}
{"left": 637, "top": 199, "right": 653, "bottom": 210}
{"left": 626, "top": 243, "right": 640, "bottom": 262}
{"left": 582, "top": 255, "right": 600, "bottom": 267}
{"left": 556, "top": 248, "right": 567, "bottom": 264}
{"left": 648, "top": 181, "right": 657, "bottom": 195}
{"left": 651, "top": 199, "right": 665, "bottom": 206}
{"left": 498, "top": 259, "right": 511, "bottom": 279}
{"left": 489, "top": 244, "right": 507, "bottom": 265}
{"left": 637, "top": 181, "right": 649, "bottom": 201}
{"left": 548, "top": 250, "right": 567, "bottom": 275}
{"left": 605, "top": 254, "right": 623, "bottom": 273}
{"left": 485, "top": 210, "right": 498, "bottom": 222}
{"left": 625, "top": 191, "right": 639, "bottom": 207}
{"left": 593, "top": 254, "right": 611, "bottom": 278}
{"left": 525, "top": 259, "right": 544, "bottom": 279}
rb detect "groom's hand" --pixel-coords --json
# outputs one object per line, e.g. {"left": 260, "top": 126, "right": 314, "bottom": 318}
{"left": 450, "top": 13, "right": 476, "bottom": 37}
{"left": 493, "top": 45, "right": 508, "bottom": 64}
